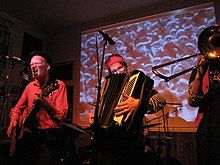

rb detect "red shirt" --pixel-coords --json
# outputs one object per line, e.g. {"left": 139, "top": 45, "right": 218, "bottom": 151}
{"left": 10, "top": 79, "right": 68, "bottom": 129}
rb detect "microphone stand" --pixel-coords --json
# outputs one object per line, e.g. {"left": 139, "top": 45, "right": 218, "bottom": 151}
{"left": 90, "top": 36, "right": 108, "bottom": 165}
{"left": 0, "top": 62, "right": 16, "bottom": 140}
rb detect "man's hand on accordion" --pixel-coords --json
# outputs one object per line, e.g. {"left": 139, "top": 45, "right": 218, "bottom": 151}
{"left": 114, "top": 93, "right": 140, "bottom": 122}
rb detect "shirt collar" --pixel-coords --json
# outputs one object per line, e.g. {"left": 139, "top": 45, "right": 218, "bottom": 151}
{"left": 33, "top": 79, "right": 40, "bottom": 87}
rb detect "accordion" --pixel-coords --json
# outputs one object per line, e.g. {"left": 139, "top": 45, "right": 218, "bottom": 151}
{"left": 98, "top": 70, "right": 154, "bottom": 132}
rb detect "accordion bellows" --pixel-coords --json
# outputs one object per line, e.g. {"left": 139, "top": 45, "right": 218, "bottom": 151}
{"left": 98, "top": 70, "right": 154, "bottom": 132}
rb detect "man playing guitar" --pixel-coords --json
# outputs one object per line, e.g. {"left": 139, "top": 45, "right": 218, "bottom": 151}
{"left": 7, "top": 51, "right": 69, "bottom": 165}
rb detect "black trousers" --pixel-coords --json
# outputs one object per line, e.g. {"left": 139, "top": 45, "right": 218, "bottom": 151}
{"left": 196, "top": 133, "right": 220, "bottom": 165}
{"left": 9, "top": 128, "right": 74, "bottom": 165}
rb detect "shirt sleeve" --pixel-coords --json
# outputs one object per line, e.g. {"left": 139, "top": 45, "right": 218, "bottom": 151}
{"left": 187, "top": 84, "right": 204, "bottom": 107}
{"left": 9, "top": 85, "right": 29, "bottom": 121}
{"left": 53, "top": 80, "right": 69, "bottom": 120}
{"left": 186, "top": 69, "right": 204, "bottom": 107}
{"left": 146, "top": 90, "right": 166, "bottom": 114}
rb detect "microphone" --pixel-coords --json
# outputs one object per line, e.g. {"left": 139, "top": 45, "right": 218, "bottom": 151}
{"left": 147, "top": 93, "right": 167, "bottom": 113}
{"left": 98, "top": 30, "right": 115, "bottom": 45}
{"left": 6, "top": 56, "right": 27, "bottom": 65}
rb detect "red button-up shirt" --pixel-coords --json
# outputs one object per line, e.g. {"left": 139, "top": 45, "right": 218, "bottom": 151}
{"left": 10, "top": 79, "right": 68, "bottom": 129}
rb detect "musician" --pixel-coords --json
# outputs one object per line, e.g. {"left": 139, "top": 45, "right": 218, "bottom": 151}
{"left": 7, "top": 51, "right": 69, "bottom": 165}
{"left": 96, "top": 54, "right": 166, "bottom": 165}
{"left": 105, "top": 54, "right": 166, "bottom": 116}
{"left": 187, "top": 55, "right": 220, "bottom": 165}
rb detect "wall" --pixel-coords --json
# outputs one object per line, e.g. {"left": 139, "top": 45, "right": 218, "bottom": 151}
{"left": 0, "top": 11, "right": 47, "bottom": 86}
{"left": 46, "top": 29, "right": 81, "bottom": 120}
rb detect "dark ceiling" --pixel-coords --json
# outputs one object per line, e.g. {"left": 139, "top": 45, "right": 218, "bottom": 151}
{"left": 0, "top": 0, "right": 169, "bottom": 33}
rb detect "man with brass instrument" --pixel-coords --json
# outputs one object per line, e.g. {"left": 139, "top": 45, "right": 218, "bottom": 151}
{"left": 96, "top": 54, "right": 166, "bottom": 165}
{"left": 187, "top": 53, "right": 220, "bottom": 165}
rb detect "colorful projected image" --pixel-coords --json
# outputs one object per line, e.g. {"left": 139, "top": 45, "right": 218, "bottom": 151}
{"left": 79, "top": 4, "right": 215, "bottom": 126}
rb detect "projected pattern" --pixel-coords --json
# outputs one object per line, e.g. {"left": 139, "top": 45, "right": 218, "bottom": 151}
{"left": 80, "top": 5, "right": 215, "bottom": 126}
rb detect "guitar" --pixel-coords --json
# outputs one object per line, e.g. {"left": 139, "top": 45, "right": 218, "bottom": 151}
{"left": 10, "top": 80, "right": 59, "bottom": 156}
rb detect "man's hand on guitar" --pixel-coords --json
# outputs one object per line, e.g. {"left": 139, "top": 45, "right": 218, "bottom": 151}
{"left": 7, "top": 118, "right": 17, "bottom": 138}
{"left": 33, "top": 94, "right": 50, "bottom": 109}
{"left": 114, "top": 93, "right": 140, "bottom": 122}
{"left": 34, "top": 95, "right": 57, "bottom": 117}
{"left": 33, "top": 94, "right": 44, "bottom": 108}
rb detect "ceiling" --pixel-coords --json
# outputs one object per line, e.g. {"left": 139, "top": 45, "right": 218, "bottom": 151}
{"left": 0, "top": 0, "right": 169, "bottom": 33}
